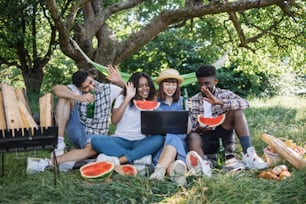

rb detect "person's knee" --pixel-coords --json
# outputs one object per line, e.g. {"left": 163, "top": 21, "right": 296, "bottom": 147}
{"left": 187, "top": 132, "right": 201, "bottom": 144}
{"left": 223, "top": 110, "right": 246, "bottom": 128}
{"left": 234, "top": 109, "right": 245, "bottom": 118}
{"left": 91, "top": 135, "right": 108, "bottom": 145}
{"left": 226, "top": 109, "right": 245, "bottom": 120}
{"left": 90, "top": 135, "right": 111, "bottom": 150}
{"left": 57, "top": 97, "right": 72, "bottom": 105}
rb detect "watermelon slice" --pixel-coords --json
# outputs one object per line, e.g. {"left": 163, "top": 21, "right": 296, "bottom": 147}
{"left": 114, "top": 164, "right": 137, "bottom": 176}
{"left": 198, "top": 114, "right": 225, "bottom": 128}
{"left": 80, "top": 161, "right": 114, "bottom": 181}
{"left": 133, "top": 100, "right": 160, "bottom": 111}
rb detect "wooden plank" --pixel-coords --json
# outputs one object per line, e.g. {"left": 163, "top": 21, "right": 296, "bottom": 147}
{"left": 17, "top": 100, "right": 38, "bottom": 128}
{"left": 1, "top": 83, "right": 24, "bottom": 130}
{"left": 39, "top": 93, "right": 53, "bottom": 128}
{"left": 0, "top": 91, "right": 7, "bottom": 131}
{"left": 15, "top": 88, "right": 31, "bottom": 113}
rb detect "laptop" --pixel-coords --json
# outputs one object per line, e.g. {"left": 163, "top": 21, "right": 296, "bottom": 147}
{"left": 141, "top": 111, "right": 189, "bottom": 135}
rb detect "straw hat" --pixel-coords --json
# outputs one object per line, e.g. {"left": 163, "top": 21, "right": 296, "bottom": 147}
{"left": 156, "top": 68, "right": 184, "bottom": 85}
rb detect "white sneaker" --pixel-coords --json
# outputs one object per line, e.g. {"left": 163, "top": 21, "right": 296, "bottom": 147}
{"left": 149, "top": 166, "right": 166, "bottom": 181}
{"left": 201, "top": 160, "right": 212, "bottom": 177}
{"left": 169, "top": 160, "right": 187, "bottom": 186}
{"left": 133, "top": 155, "right": 152, "bottom": 165}
{"left": 134, "top": 164, "right": 147, "bottom": 176}
{"left": 27, "top": 157, "right": 52, "bottom": 174}
{"left": 186, "top": 151, "right": 212, "bottom": 177}
{"left": 96, "top": 153, "right": 120, "bottom": 165}
{"left": 223, "top": 158, "right": 246, "bottom": 172}
{"left": 242, "top": 147, "right": 268, "bottom": 170}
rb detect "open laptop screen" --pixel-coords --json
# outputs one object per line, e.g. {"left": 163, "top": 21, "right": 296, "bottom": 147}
{"left": 141, "top": 111, "right": 189, "bottom": 135}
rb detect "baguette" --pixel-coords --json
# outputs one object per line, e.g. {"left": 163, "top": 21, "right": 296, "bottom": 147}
{"left": 261, "top": 133, "right": 306, "bottom": 170}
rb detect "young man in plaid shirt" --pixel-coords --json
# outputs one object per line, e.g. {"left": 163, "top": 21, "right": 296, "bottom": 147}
{"left": 185, "top": 64, "right": 267, "bottom": 175}
{"left": 27, "top": 65, "right": 125, "bottom": 173}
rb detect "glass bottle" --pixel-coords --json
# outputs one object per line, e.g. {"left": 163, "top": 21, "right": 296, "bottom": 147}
{"left": 217, "top": 137, "right": 226, "bottom": 167}
{"left": 183, "top": 88, "right": 189, "bottom": 110}
{"left": 86, "top": 91, "right": 95, "bottom": 118}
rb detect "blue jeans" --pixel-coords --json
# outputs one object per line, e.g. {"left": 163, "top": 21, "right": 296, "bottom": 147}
{"left": 91, "top": 135, "right": 164, "bottom": 163}
{"left": 65, "top": 104, "right": 92, "bottom": 148}
{"left": 153, "top": 133, "right": 187, "bottom": 165}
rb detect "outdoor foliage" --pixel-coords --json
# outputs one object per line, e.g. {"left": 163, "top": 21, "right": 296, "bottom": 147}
{"left": 0, "top": 0, "right": 57, "bottom": 93}
{"left": 41, "top": 50, "right": 78, "bottom": 95}
{"left": 0, "top": 96, "right": 305, "bottom": 203}
{"left": 1, "top": 1, "right": 304, "bottom": 97}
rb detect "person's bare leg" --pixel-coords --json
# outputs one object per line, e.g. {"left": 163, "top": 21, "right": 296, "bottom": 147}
{"left": 186, "top": 132, "right": 204, "bottom": 157}
{"left": 158, "top": 145, "right": 177, "bottom": 174}
{"left": 223, "top": 110, "right": 267, "bottom": 169}
{"left": 150, "top": 145, "right": 177, "bottom": 180}
{"left": 55, "top": 98, "right": 73, "bottom": 138}
{"left": 222, "top": 110, "right": 249, "bottom": 137}
{"left": 55, "top": 144, "right": 97, "bottom": 164}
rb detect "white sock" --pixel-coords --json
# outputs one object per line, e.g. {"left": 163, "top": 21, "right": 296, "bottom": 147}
{"left": 56, "top": 137, "right": 65, "bottom": 149}
{"left": 58, "top": 136, "right": 64, "bottom": 142}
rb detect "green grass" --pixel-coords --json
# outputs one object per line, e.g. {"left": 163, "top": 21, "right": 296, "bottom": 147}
{"left": 0, "top": 96, "right": 305, "bottom": 204}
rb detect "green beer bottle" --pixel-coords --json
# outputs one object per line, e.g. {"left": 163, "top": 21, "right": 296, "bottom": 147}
{"left": 86, "top": 91, "right": 95, "bottom": 118}
{"left": 217, "top": 137, "right": 226, "bottom": 167}
{"left": 183, "top": 88, "right": 189, "bottom": 110}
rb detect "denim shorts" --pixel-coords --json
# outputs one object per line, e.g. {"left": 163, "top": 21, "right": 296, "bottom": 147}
{"left": 65, "top": 104, "right": 92, "bottom": 148}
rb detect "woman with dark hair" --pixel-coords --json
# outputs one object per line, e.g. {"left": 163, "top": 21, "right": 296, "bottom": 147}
{"left": 90, "top": 72, "right": 164, "bottom": 172}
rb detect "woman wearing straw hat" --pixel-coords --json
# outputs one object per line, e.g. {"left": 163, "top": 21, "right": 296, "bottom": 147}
{"left": 149, "top": 68, "right": 192, "bottom": 186}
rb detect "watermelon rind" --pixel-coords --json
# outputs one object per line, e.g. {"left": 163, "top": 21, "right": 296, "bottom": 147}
{"left": 80, "top": 161, "right": 115, "bottom": 181}
{"left": 133, "top": 100, "right": 160, "bottom": 111}
{"left": 198, "top": 114, "right": 226, "bottom": 128}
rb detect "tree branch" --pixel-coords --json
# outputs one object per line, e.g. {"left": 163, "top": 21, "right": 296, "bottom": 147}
{"left": 227, "top": 11, "right": 247, "bottom": 47}
{"left": 46, "top": 0, "right": 292, "bottom": 65}
{"left": 46, "top": 0, "right": 74, "bottom": 58}
{"left": 115, "top": 0, "right": 284, "bottom": 62}
{"left": 40, "top": 3, "right": 57, "bottom": 68}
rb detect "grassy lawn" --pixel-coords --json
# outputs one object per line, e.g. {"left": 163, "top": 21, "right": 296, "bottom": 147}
{"left": 0, "top": 96, "right": 305, "bottom": 204}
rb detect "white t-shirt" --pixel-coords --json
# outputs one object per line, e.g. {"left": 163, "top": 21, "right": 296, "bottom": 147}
{"left": 67, "top": 83, "right": 121, "bottom": 102}
{"left": 113, "top": 95, "right": 146, "bottom": 141}
{"left": 109, "top": 84, "right": 122, "bottom": 102}
{"left": 203, "top": 100, "right": 212, "bottom": 117}
{"left": 67, "top": 84, "right": 82, "bottom": 95}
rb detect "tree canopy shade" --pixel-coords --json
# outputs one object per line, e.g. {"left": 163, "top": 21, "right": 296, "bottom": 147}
{"left": 45, "top": 0, "right": 304, "bottom": 78}
{"left": 0, "top": 0, "right": 57, "bottom": 93}
{"left": 0, "top": 0, "right": 304, "bottom": 94}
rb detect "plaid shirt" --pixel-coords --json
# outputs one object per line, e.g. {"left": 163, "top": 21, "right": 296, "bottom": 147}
{"left": 78, "top": 81, "right": 111, "bottom": 135}
{"left": 189, "top": 88, "right": 250, "bottom": 129}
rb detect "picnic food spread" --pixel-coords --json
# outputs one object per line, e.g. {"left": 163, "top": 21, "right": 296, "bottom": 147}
{"left": 261, "top": 133, "right": 306, "bottom": 170}
{"left": 197, "top": 114, "right": 225, "bottom": 128}
{"left": 133, "top": 100, "right": 160, "bottom": 111}
{"left": 258, "top": 165, "right": 291, "bottom": 180}
{"left": 266, "top": 139, "right": 306, "bottom": 157}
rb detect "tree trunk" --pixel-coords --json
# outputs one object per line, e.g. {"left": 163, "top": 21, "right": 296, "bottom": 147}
{"left": 21, "top": 68, "right": 44, "bottom": 94}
